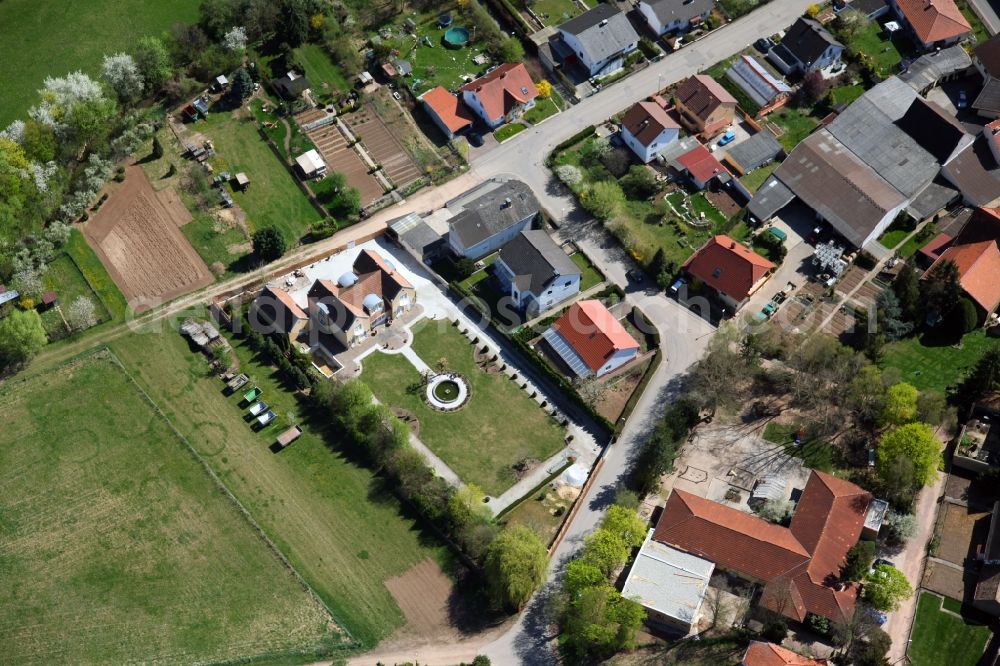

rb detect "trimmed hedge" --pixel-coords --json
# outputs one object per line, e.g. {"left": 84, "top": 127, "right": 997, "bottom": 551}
{"left": 546, "top": 126, "right": 597, "bottom": 166}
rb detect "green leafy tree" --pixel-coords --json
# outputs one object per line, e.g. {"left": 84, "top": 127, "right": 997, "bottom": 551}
{"left": 877, "top": 423, "right": 940, "bottom": 487}
{"left": 232, "top": 67, "right": 254, "bottom": 100}
{"left": 621, "top": 165, "right": 659, "bottom": 199}
{"left": 581, "top": 181, "right": 625, "bottom": 221}
{"left": 484, "top": 525, "right": 547, "bottom": 611}
{"left": 252, "top": 225, "right": 287, "bottom": 261}
{"left": 881, "top": 382, "right": 918, "bottom": 426}
{"left": 847, "top": 365, "right": 886, "bottom": 423}
{"left": 580, "top": 528, "right": 629, "bottom": 577}
{"left": 916, "top": 390, "right": 946, "bottom": 425}
{"left": 840, "top": 540, "right": 876, "bottom": 581}
{"left": 563, "top": 559, "right": 605, "bottom": 595}
{"left": 0, "top": 309, "right": 47, "bottom": 369}
{"left": 863, "top": 564, "right": 913, "bottom": 611}
{"left": 892, "top": 261, "right": 921, "bottom": 323}
{"left": 957, "top": 297, "right": 979, "bottom": 334}
{"left": 601, "top": 505, "right": 647, "bottom": 548}
{"left": 277, "top": 0, "right": 309, "bottom": 47}
{"left": 497, "top": 36, "right": 525, "bottom": 63}
{"left": 952, "top": 345, "right": 1000, "bottom": 408}
{"left": 920, "top": 259, "right": 962, "bottom": 323}
{"left": 561, "top": 584, "right": 645, "bottom": 659}
{"left": 134, "top": 36, "right": 173, "bottom": 92}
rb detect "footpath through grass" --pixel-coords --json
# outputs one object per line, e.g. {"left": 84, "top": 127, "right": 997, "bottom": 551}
{"left": 909, "top": 592, "right": 992, "bottom": 666}
{"left": 0, "top": 353, "right": 335, "bottom": 665}
{"left": 362, "top": 319, "right": 566, "bottom": 496}
{"left": 883, "top": 329, "right": 997, "bottom": 393}
{"left": 110, "top": 325, "right": 445, "bottom": 647}
{"left": 0, "top": 0, "right": 201, "bottom": 126}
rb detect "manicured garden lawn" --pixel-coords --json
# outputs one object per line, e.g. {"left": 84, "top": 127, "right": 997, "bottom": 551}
{"left": 0, "top": 0, "right": 201, "bottom": 126}
{"left": 829, "top": 84, "right": 864, "bottom": 106}
{"left": 909, "top": 592, "right": 993, "bottom": 666}
{"left": 65, "top": 228, "right": 129, "bottom": 321}
{"left": 960, "top": 0, "right": 990, "bottom": 43}
{"left": 42, "top": 254, "right": 111, "bottom": 323}
{"left": 878, "top": 228, "right": 909, "bottom": 249}
{"left": 295, "top": 43, "right": 352, "bottom": 95}
{"left": 533, "top": 0, "right": 588, "bottom": 25}
{"left": 524, "top": 98, "right": 560, "bottom": 124}
{"left": 181, "top": 211, "right": 252, "bottom": 272}
{"left": 362, "top": 319, "right": 566, "bottom": 496}
{"left": 571, "top": 252, "right": 604, "bottom": 291}
{"left": 739, "top": 162, "right": 779, "bottom": 193}
{"left": 201, "top": 110, "right": 321, "bottom": 243}
{"left": 846, "top": 22, "right": 906, "bottom": 75}
{"left": 690, "top": 192, "right": 728, "bottom": 226}
{"left": 110, "top": 325, "right": 447, "bottom": 647}
{"left": 0, "top": 354, "right": 336, "bottom": 665}
{"left": 769, "top": 106, "right": 821, "bottom": 151}
{"left": 502, "top": 487, "right": 573, "bottom": 544}
{"left": 762, "top": 421, "right": 834, "bottom": 472}
{"left": 883, "top": 329, "right": 998, "bottom": 393}
{"left": 899, "top": 223, "right": 939, "bottom": 258}
{"left": 495, "top": 123, "right": 527, "bottom": 142}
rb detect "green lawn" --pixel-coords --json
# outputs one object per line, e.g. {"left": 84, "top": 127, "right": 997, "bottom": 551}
{"left": 362, "top": 319, "right": 566, "bottom": 496}
{"left": 0, "top": 354, "right": 336, "bottom": 665}
{"left": 524, "top": 98, "right": 560, "bottom": 125}
{"left": 295, "top": 43, "right": 352, "bottom": 96}
{"left": 200, "top": 109, "right": 321, "bottom": 243}
{"left": 532, "top": 0, "right": 588, "bottom": 26}
{"left": 847, "top": 21, "right": 906, "bottom": 75}
{"left": 909, "top": 592, "right": 993, "bottom": 666}
{"left": 883, "top": 329, "right": 998, "bottom": 393}
{"left": 879, "top": 228, "right": 909, "bottom": 249}
{"left": 769, "top": 106, "right": 821, "bottom": 151}
{"left": 495, "top": 123, "right": 527, "bottom": 142}
{"left": 899, "top": 223, "right": 939, "bottom": 258}
{"left": 762, "top": 421, "right": 834, "bottom": 472}
{"left": 42, "top": 254, "right": 111, "bottom": 324}
{"left": 65, "top": 228, "right": 129, "bottom": 321}
{"left": 571, "top": 252, "right": 605, "bottom": 291}
{"left": 0, "top": 0, "right": 201, "bottom": 127}
{"left": 829, "top": 84, "right": 865, "bottom": 106}
{"left": 739, "top": 162, "right": 779, "bottom": 193}
{"left": 960, "top": 0, "right": 990, "bottom": 43}
{"left": 110, "top": 325, "right": 448, "bottom": 647}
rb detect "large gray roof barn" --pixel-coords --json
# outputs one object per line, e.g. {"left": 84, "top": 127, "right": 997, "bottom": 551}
{"left": 724, "top": 130, "right": 782, "bottom": 175}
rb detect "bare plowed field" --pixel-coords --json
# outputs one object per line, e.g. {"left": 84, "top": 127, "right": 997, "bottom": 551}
{"left": 303, "top": 124, "right": 385, "bottom": 205}
{"left": 384, "top": 559, "right": 452, "bottom": 637}
{"left": 83, "top": 166, "right": 213, "bottom": 311}
{"left": 351, "top": 106, "right": 421, "bottom": 187}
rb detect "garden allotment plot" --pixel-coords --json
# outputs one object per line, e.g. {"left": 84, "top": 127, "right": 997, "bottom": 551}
{"left": 0, "top": 354, "right": 337, "bottom": 665}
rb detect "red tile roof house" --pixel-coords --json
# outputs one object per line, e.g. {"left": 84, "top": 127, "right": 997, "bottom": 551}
{"left": 542, "top": 300, "right": 640, "bottom": 378}
{"left": 672, "top": 143, "right": 748, "bottom": 194}
{"left": 891, "top": 0, "right": 972, "bottom": 50}
{"left": 304, "top": 249, "right": 416, "bottom": 351}
{"left": 683, "top": 234, "right": 775, "bottom": 311}
{"left": 674, "top": 74, "right": 738, "bottom": 139}
{"left": 923, "top": 206, "right": 1000, "bottom": 320}
{"left": 250, "top": 285, "right": 309, "bottom": 338}
{"left": 742, "top": 641, "right": 828, "bottom": 665}
{"left": 620, "top": 97, "right": 681, "bottom": 163}
{"left": 459, "top": 63, "right": 538, "bottom": 130}
{"left": 654, "top": 471, "right": 873, "bottom": 626}
{"left": 420, "top": 86, "right": 474, "bottom": 139}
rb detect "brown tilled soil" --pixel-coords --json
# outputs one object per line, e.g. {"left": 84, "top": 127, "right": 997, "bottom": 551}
{"left": 383, "top": 559, "right": 453, "bottom": 638}
{"left": 83, "top": 166, "right": 213, "bottom": 312}
{"left": 303, "top": 124, "right": 385, "bottom": 205}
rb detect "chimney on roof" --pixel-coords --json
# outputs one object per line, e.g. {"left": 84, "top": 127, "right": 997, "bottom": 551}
{"left": 599, "top": 18, "right": 609, "bottom": 27}
{"left": 730, "top": 241, "right": 736, "bottom": 249}
{"left": 502, "top": 197, "right": 512, "bottom": 209}
{"left": 500, "top": 71, "right": 507, "bottom": 79}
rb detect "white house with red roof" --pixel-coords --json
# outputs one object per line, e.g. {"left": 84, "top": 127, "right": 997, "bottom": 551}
{"left": 420, "top": 86, "right": 474, "bottom": 139}
{"left": 620, "top": 96, "right": 681, "bottom": 163}
{"left": 683, "top": 234, "right": 775, "bottom": 310}
{"left": 542, "top": 300, "right": 640, "bottom": 378}
{"left": 891, "top": 0, "right": 971, "bottom": 49}
{"left": 459, "top": 63, "right": 538, "bottom": 129}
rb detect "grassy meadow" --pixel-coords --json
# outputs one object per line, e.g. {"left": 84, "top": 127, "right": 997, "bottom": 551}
{"left": 0, "top": 354, "right": 337, "bottom": 664}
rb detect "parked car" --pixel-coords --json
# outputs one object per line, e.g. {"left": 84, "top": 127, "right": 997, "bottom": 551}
{"left": 392, "top": 91, "right": 402, "bottom": 101}
{"left": 669, "top": 276, "right": 688, "bottom": 296}
{"left": 626, "top": 268, "right": 645, "bottom": 283}
{"left": 958, "top": 90, "right": 968, "bottom": 109}
{"left": 717, "top": 130, "right": 736, "bottom": 147}
{"left": 468, "top": 132, "right": 484, "bottom": 147}
{"left": 807, "top": 226, "right": 823, "bottom": 245}
{"left": 754, "top": 38, "right": 774, "bottom": 53}
{"left": 874, "top": 558, "right": 896, "bottom": 569}
{"left": 866, "top": 608, "right": 888, "bottom": 625}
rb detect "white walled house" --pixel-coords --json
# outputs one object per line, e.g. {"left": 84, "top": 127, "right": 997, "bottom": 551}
{"left": 459, "top": 63, "right": 538, "bottom": 129}
{"left": 493, "top": 230, "right": 581, "bottom": 316}
{"left": 556, "top": 4, "right": 640, "bottom": 78}
{"left": 620, "top": 98, "right": 681, "bottom": 163}
{"left": 447, "top": 180, "right": 540, "bottom": 259}
{"left": 638, "top": 0, "right": 715, "bottom": 35}
{"left": 542, "top": 300, "right": 640, "bottom": 378}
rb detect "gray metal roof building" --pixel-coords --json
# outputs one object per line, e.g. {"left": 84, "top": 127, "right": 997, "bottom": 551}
{"left": 557, "top": 4, "right": 639, "bottom": 69}
{"left": 724, "top": 130, "right": 782, "bottom": 175}
{"left": 448, "top": 180, "right": 540, "bottom": 249}
{"left": 621, "top": 529, "right": 715, "bottom": 632}
{"left": 725, "top": 56, "right": 791, "bottom": 107}
{"left": 899, "top": 45, "right": 971, "bottom": 93}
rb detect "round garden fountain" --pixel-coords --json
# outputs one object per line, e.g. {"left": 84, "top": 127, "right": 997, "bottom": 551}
{"left": 443, "top": 26, "right": 470, "bottom": 48}
{"left": 426, "top": 373, "right": 470, "bottom": 410}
